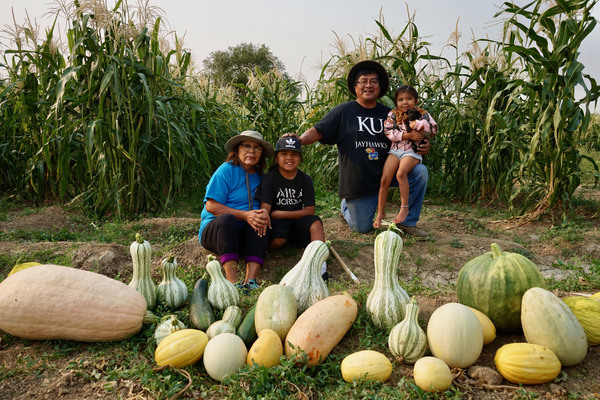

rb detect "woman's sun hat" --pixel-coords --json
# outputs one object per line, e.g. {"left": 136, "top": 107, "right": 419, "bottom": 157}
{"left": 224, "top": 130, "right": 275, "bottom": 158}
{"left": 346, "top": 60, "right": 389, "bottom": 98}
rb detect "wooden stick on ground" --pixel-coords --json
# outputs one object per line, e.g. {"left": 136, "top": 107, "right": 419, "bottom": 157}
{"left": 329, "top": 245, "right": 360, "bottom": 284}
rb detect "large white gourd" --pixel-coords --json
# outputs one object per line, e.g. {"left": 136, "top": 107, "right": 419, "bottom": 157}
{"left": 128, "top": 233, "right": 156, "bottom": 309}
{"left": 521, "top": 287, "right": 588, "bottom": 366}
{"left": 366, "top": 224, "right": 409, "bottom": 331}
{"left": 279, "top": 240, "right": 330, "bottom": 313}
{"left": 203, "top": 333, "right": 248, "bottom": 382}
{"left": 426, "top": 302, "right": 483, "bottom": 368}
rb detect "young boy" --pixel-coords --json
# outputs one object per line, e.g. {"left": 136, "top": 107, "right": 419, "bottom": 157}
{"left": 255, "top": 136, "right": 328, "bottom": 278}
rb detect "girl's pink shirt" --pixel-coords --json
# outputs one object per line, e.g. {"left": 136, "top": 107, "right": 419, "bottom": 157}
{"left": 384, "top": 110, "right": 438, "bottom": 151}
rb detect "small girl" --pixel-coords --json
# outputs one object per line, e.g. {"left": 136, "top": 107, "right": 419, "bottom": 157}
{"left": 373, "top": 85, "right": 438, "bottom": 229}
{"left": 255, "top": 136, "right": 328, "bottom": 277}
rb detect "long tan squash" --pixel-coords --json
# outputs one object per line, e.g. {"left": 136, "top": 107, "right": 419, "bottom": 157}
{"left": 284, "top": 292, "right": 357, "bottom": 366}
{"left": 0, "top": 264, "right": 149, "bottom": 342}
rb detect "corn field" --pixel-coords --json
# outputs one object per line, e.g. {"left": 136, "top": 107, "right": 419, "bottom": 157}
{"left": 1, "top": 0, "right": 598, "bottom": 218}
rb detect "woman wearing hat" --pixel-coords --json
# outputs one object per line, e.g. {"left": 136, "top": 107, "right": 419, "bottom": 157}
{"left": 199, "top": 130, "right": 274, "bottom": 291}
{"left": 286, "top": 60, "right": 431, "bottom": 237}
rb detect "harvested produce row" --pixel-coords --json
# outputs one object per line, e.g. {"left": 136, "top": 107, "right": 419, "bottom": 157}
{"left": 0, "top": 228, "right": 598, "bottom": 395}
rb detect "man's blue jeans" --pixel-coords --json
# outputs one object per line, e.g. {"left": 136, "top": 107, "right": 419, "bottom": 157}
{"left": 341, "top": 164, "right": 428, "bottom": 233}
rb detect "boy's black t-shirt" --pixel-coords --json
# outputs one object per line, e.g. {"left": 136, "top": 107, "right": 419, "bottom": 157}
{"left": 255, "top": 168, "right": 315, "bottom": 212}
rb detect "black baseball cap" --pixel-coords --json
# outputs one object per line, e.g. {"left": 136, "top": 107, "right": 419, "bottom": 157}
{"left": 275, "top": 136, "right": 302, "bottom": 154}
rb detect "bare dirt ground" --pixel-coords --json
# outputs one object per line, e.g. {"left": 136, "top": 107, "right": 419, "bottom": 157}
{"left": 1, "top": 199, "right": 599, "bottom": 399}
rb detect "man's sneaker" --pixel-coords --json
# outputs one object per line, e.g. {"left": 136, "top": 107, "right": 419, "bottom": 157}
{"left": 321, "top": 271, "right": 331, "bottom": 283}
{"left": 397, "top": 224, "right": 430, "bottom": 239}
{"left": 243, "top": 279, "right": 260, "bottom": 294}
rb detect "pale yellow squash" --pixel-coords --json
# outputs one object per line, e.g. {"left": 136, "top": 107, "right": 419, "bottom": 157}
{"left": 494, "top": 343, "right": 561, "bottom": 385}
{"left": 467, "top": 306, "right": 496, "bottom": 345}
{"left": 246, "top": 328, "right": 283, "bottom": 368}
{"left": 340, "top": 350, "right": 392, "bottom": 382}
{"left": 155, "top": 329, "right": 208, "bottom": 367}
{"left": 413, "top": 356, "right": 452, "bottom": 393}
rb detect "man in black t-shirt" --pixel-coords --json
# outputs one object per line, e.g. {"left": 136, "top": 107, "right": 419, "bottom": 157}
{"left": 289, "top": 60, "right": 431, "bottom": 236}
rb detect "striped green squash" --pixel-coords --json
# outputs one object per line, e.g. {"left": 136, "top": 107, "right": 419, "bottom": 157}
{"left": 154, "top": 315, "right": 186, "bottom": 345}
{"left": 206, "top": 255, "right": 239, "bottom": 310}
{"left": 388, "top": 297, "right": 427, "bottom": 364}
{"left": 279, "top": 240, "right": 330, "bottom": 313}
{"left": 128, "top": 233, "right": 156, "bottom": 309}
{"left": 157, "top": 256, "right": 188, "bottom": 309}
{"left": 366, "top": 224, "right": 409, "bottom": 331}
{"left": 206, "top": 305, "right": 243, "bottom": 339}
{"left": 456, "top": 243, "right": 545, "bottom": 332}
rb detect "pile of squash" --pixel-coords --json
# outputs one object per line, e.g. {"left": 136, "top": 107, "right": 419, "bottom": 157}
{"left": 1, "top": 228, "right": 599, "bottom": 394}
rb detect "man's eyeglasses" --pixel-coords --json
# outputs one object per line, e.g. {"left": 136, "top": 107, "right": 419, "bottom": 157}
{"left": 239, "top": 143, "right": 263, "bottom": 152}
{"left": 356, "top": 79, "right": 380, "bottom": 87}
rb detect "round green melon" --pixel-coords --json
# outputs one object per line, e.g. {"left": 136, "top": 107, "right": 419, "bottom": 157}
{"left": 456, "top": 243, "right": 545, "bottom": 333}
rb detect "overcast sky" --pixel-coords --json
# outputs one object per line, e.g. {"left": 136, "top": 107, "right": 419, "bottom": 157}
{"left": 2, "top": 0, "right": 599, "bottom": 106}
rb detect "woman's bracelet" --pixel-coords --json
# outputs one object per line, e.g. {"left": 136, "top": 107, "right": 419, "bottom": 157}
{"left": 401, "top": 205, "right": 409, "bottom": 208}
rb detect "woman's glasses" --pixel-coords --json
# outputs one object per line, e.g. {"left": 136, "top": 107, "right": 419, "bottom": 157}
{"left": 239, "top": 143, "right": 263, "bottom": 152}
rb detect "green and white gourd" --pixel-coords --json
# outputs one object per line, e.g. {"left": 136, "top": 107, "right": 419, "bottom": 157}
{"left": 154, "top": 315, "right": 186, "bottom": 345}
{"left": 279, "top": 240, "right": 330, "bottom": 313}
{"left": 206, "top": 255, "right": 239, "bottom": 310}
{"left": 128, "top": 233, "right": 157, "bottom": 309}
{"left": 206, "top": 305, "right": 243, "bottom": 339}
{"left": 366, "top": 224, "right": 410, "bottom": 331}
{"left": 157, "top": 256, "right": 188, "bottom": 309}
{"left": 388, "top": 297, "right": 427, "bottom": 364}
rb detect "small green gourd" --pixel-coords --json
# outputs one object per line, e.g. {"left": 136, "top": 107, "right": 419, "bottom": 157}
{"left": 279, "top": 240, "right": 330, "bottom": 313}
{"left": 128, "top": 233, "right": 156, "bottom": 309}
{"left": 206, "top": 305, "right": 242, "bottom": 339}
{"left": 388, "top": 297, "right": 427, "bottom": 364}
{"left": 366, "top": 224, "right": 410, "bottom": 331}
{"left": 157, "top": 256, "right": 188, "bottom": 309}
{"left": 154, "top": 315, "right": 187, "bottom": 345}
{"left": 206, "top": 255, "right": 239, "bottom": 310}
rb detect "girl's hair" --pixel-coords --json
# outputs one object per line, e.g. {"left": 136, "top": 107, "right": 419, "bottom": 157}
{"left": 268, "top": 151, "right": 302, "bottom": 171}
{"left": 225, "top": 145, "right": 267, "bottom": 174}
{"left": 392, "top": 85, "right": 420, "bottom": 124}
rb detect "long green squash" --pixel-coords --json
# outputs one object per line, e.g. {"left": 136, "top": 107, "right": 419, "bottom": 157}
{"left": 237, "top": 305, "right": 258, "bottom": 347}
{"left": 189, "top": 277, "right": 215, "bottom": 331}
{"left": 366, "top": 224, "right": 410, "bottom": 331}
{"left": 128, "top": 233, "right": 157, "bottom": 309}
